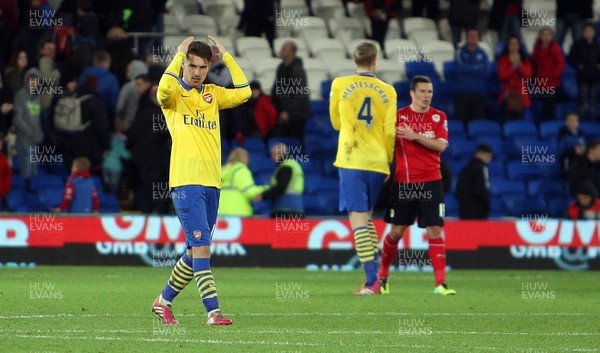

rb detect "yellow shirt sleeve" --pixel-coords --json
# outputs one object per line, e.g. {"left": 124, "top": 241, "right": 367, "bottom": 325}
{"left": 329, "top": 79, "right": 341, "bottom": 131}
{"left": 157, "top": 52, "right": 185, "bottom": 109}
{"left": 384, "top": 89, "right": 397, "bottom": 164}
{"left": 215, "top": 52, "right": 251, "bottom": 110}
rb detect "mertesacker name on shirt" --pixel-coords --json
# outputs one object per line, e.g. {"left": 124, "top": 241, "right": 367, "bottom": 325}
{"left": 342, "top": 81, "right": 389, "bottom": 103}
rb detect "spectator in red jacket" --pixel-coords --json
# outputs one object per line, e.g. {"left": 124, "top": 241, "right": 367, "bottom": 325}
{"left": 251, "top": 81, "right": 278, "bottom": 139}
{"left": 0, "top": 133, "right": 12, "bottom": 208}
{"left": 497, "top": 35, "right": 533, "bottom": 120}
{"left": 566, "top": 181, "right": 600, "bottom": 220}
{"left": 530, "top": 28, "right": 566, "bottom": 121}
{"left": 234, "top": 80, "right": 278, "bottom": 142}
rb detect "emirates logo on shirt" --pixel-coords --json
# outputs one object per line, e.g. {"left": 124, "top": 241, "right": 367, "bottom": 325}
{"left": 203, "top": 93, "right": 213, "bottom": 104}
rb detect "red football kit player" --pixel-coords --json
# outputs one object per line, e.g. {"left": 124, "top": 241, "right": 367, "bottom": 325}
{"left": 378, "top": 75, "right": 456, "bottom": 296}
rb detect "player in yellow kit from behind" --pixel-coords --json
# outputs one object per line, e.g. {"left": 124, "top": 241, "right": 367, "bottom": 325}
{"left": 151, "top": 36, "right": 251, "bottom": 326}
{"left": 329, "top": 41, "right": 397, "bottom": 294}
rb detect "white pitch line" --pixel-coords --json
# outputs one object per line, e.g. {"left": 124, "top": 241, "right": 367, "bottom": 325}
{"left": 0, "top": 312, "right": 595, "bottom": 319}
{"left": 7, "top": 333, "right": 598, "bottom": 352}
{"left": 3, "top": 328, "right": 599, "bottom": 338}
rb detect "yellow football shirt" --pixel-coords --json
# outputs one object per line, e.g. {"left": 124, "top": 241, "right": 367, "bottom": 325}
{"left": 329, "top": 73, "right": 397, "bottom": 174}
{"left": 157, "top": 51, "right": 251, "bottom": 188}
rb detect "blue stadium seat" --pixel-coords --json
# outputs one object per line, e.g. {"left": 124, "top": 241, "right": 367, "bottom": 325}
{"left": 305, "top": 175, "right": 324, "bottom": 195}
{"left": 11, "top": 174, "right": 26, "bottom": 189}
{"left": 468, "top": 119, "right": 502, "bottom": 139}
{"left": 445, "top": 139, "right": 478, "bottom": 160}
{"left": 249, "top": 156, "right": 276, "bottom": 175}
{"left": 579, "top": 122, "right": 600, "bottom": 139}
{"left": 502, "top": 194, "right": 547, "bottom": 217}
{"left": 505, "top": 161, "right": 540, "bottom": 181}
{"left": 303, "top": 160, "right": 323, "bottom": 176}
{"left": 231, "top": 137, "right": 266, "bottom": 155}
{"left": 539, "top": 120, "right": 564, "bottom": 140}
{"left": 503, "top": 120, "right": 538, "bottom": 139}
{"left": 253, "top": 200, "right": 271, "bottom": 216}
{"left": 305, "top": 118, "right": 321, "bottom": 136}
{"left": 38, "top": 187, "right": 64, "bottom": 211}
{"left": 320, "top": 191, "right": 340, "bottom": 215}
{"left": 29, "top": 174, "right": 64, "bottom": 191}
{"left": 26, "top": 192, "right": 42, "bottom": 212}
{"left": 446, "top": 158, "right": 469, "bottom": 178}
{"left": 556, "top": 101, "right": 577, "bottom": 121}
{"left": 6, "top": 189, "right": 26, "bottom": 211}
{"left": 548, "top": 197, "right": 570, "bottom": 218}
{"left": 487, "top": 161, "right": 505, "bottom": 178}
{"left": 99, "top": 193, "right": 120, "bottom": 213}
{"left": 304, "top": 195, "right": 330, "bottom": 215}
{"left": 405, "top": 61, "right": 439, "bottom": 82}
{"left": 254, "top": 173, "right": 272, "bottom": 185}
{"left": 445, "top": 193, "right": 458, "bottom": 218}
{"left": 558, "top": 64, "right": 577, "bottom": 101}
{"left": 321, "top": 154, "right": 338, "bottom": 177}
{"left": 489, "top": 179, "right": 526, "bottom": 196}
{"left": 393, "top": 81, "right": 411, "bottom": 101}
{"left": 490, "top": 197, "right": 506, "bottom": 217}
{"left": 46, "top": 161, "right": 70, "bottom": 180}
{"left": 447, "top": 119, "right": 464, "bottom": 139}
{"left": 527, "top": 179, "right": 565, "bottom": 198}
{"left": 321, "top": 80, "right": 332, "bottom": 100}
{"left": 311, "top": 99, "right": 329, "bottom": 115}
{"left": 320, "top": 177, "right": 339, "bottom": 193}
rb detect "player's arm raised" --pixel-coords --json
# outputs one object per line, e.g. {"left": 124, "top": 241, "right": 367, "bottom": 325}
{"left": 156, "top": 36, "right": 194, "bottom": 109}
{"left": 209, "top": 35, "right": 251, "bottom": 109}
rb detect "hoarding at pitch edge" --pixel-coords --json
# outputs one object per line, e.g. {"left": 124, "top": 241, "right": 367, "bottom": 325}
{"left": 1, "top": 215, "right": 599, "bottom": 249}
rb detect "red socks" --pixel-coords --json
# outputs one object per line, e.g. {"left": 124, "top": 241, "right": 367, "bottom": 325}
{"left": 428, "top": 237, "right": 446, "bottom": 286}
{"left": 378, "top": 234, "right": 399, "bottom": 279}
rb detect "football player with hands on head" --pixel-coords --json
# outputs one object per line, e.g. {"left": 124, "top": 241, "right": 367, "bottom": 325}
{"left": 151, "top": 35, "right": 251, "bottom": 326}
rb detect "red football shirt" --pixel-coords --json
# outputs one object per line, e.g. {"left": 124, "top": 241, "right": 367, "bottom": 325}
{"left": 394, "top": 105, "right": 448, "bottom": 183}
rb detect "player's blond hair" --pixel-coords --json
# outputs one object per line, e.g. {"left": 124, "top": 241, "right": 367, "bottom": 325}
{"left": 354, "top": 42, "right": 378, "bottom": 67}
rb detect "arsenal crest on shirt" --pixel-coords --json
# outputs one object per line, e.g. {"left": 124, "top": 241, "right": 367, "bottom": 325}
{"left": 203, "top": 93, "right": 213, "bottom": 104}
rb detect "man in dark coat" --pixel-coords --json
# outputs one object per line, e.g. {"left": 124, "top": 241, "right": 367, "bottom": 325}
{"left": 568, "top": 23, "right": 600, "bottom": 121}
{"left": 568, "top": 139, "right": 600, "bottom": 197}
{"left": 456, "top": 143, "right": 493, "bottom": 219}
{"left": 271, "top": 41, "right": 311, "bottom": 144}
{"left": 126, "top": 74, "right": 171, "bottom": 214}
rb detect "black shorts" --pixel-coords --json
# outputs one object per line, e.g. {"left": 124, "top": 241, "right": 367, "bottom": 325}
{"left": 384, "top": 180, "right": 445, "bottom": 228}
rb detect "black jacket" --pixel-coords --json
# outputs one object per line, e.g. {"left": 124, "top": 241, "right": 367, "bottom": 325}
{"left": 456, "top": 157, "right": 490, "bottom": 219}
{"left": 447, "top": 0, "right": 480, "bottom": 28}
{"left": 127, "top": 86, "right": 171, "bottom": 170}
{"left": 568, "top": 39, "right": 600, "bottom": 84}
{"left": 271, "top": 57, "right": 311, "bottom": 122}
{"left": 556, "top": 0, "right": 593, "bottom": 20}
{"left": 568, "top": 155, "right": 600, "bottom": 197}
{"left": 489, "top": 0, "right": 523, "bottom": 32}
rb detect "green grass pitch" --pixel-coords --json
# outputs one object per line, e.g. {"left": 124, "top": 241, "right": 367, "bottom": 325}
{"left": 1, "top": 267, "right": 599, "bottom": 352}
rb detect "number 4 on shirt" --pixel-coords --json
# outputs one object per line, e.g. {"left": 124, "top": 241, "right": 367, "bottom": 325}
{"left": 357, "top": 97, "right": 373, "bottom": 128}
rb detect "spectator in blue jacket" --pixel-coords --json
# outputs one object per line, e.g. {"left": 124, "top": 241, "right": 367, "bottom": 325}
{"left": 78, "top": 50, "right": 120, "bottom": 120}
{"left": 55, "top": 157, "right": 99, "bottom": 213}
{"left": 454, "top": 29, "right": 490, "bottom": 123}
{"left": 559, "top": 112, "right": 586, "bottom": 175}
